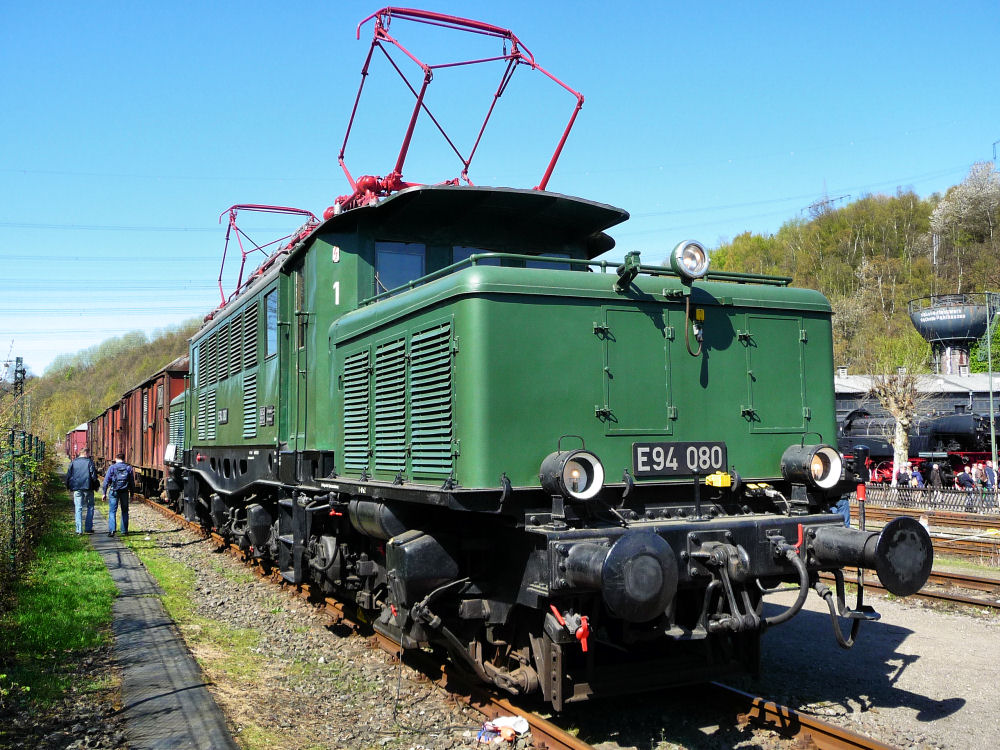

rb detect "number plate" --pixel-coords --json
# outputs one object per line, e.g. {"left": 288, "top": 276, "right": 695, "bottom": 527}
{"left": 632, "top": 441, "right": 728, "bottom": 477}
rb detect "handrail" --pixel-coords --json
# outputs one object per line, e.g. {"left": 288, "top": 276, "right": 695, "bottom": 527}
{"left": 360, "top": 253, "right": 794, "bottom": 305}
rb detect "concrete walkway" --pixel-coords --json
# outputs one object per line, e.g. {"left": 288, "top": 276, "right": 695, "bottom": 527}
{"left": 91, "top": 508, "right": 239, "bottom": 750}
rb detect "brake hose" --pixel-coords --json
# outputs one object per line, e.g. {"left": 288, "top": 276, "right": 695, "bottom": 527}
{"left": 763, "top": 543, "right": 810, "bottom": 627}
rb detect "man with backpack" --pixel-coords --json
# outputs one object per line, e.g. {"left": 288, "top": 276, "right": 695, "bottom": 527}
{"left": 101, "top": 452, "right": 136, "bottom": 536}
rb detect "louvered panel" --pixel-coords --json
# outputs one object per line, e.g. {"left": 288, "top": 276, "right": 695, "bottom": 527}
{"left": 197, "top": 392, "right": 207, "bottom": 441}
{"left": 169, "top": 404, "right": 185, "bottom": 447}
{"left": 342, "top": 349, "right": 371, "bottom": 471}
{"left": 229, "top": 313, "right": 243, "bottom": 376}
{"left": 244, "top": 303, "right": 259, "bottom": 368}
{"left": 205, "top": 390, "right": 217, "bottom": 441}
{"left": 409, "top": 323, "right": 453, "bottom": 476}
{"left": 242, "top": 372, "right": 257, "bottom": 439}
{"left": 374, "top": 339, "right": 407, "bottom": 472}
{"left": 207, "top": 333, "right": 218, "bottom": 384}
{"left": 218, "top": 324, "right": 230, "bottom": 380}
{"left": 197, "top": 341, "right": 207, "bottom": 385}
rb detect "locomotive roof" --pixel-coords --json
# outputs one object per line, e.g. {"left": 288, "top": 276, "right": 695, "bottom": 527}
{"left": 310, "top": 184, "right": 630, "bottom": 258}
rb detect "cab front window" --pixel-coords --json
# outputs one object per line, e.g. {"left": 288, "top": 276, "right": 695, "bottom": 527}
{"left": 375, "top": 242, "right": 425, "bottom": 293}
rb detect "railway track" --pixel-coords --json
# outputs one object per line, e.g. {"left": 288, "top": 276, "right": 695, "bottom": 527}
{"left": 819, "top": 568, "right": 1000, "bottom": 610}
{"left": 853, "top": 506, "right": 1000, "bottom": 563}
{"left": 135, "top": 495, "right": 906, "bottom": 750}
{"left": 707, "top": 682, "right": 897, "bottom": 750}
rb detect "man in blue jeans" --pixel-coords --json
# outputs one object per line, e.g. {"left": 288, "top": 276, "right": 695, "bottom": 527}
{"left": 65, "top": 447, "right": 99, "bottom": 534}
{"left": 101, "top": 452, "right": 135, "bottom": 536}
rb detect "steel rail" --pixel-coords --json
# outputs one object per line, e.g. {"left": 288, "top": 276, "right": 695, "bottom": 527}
{"left": 850, "top": 507, "right": 1000, "bottom": 561}
{"left": 709, "top": 683, "right": 895, "bottom": 750}
{"left": 817, "top": 570, "right": 1000, "bottom": 610}
{"left": 137, "top": 495, "right": 590, "bottom": 750}
{"left": 857, "top": 506, "right": 1000, "bottom": 532}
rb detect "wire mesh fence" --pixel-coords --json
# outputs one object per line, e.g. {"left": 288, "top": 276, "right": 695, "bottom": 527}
{"left": 859, "top": 484, "right": 1000, "bottom": 514}
{"left": 0, "top": 429, "right": 47, "bottom": 601}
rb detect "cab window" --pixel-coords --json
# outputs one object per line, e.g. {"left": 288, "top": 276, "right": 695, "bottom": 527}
{"left": 375, "top": 242, "right": 425, "bottom": 293}
{"left": 264, "top": 289, "right": 278, "bottom": 357}
{"left": 527, "top": 253, "right": 571, "bottom": 270}
{"left": 453, "top": 245, "right": 500, "bottom": 266}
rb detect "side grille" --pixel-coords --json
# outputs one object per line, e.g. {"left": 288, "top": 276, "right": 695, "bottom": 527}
{"left": 229, "top": 312, "right": 243, "bottom": 376}
{"left": 169, "top": 405, "right": 185, "bottom": 447}
{"left": 242, "top": 373, "right": 257, "bottom": 439}
{"left": 244, "top": 303, "right": 258, "bottom": 368}
{"left": 374, "top": 338, "right": 407, "bottom": 472}
{"left": 409, "top": 323, "right": 453, "bottom": 476}
{"left": 207, "top": 333, "right": 218, "bottom": 384}
{"left": 343, "top": 349, "right": 370, "bottom": 471}
{"left": 205, "top": 390, "right": 217, "bottom": 441}
{"left": 197, "top": 391, "right": 207, "bottom": 441}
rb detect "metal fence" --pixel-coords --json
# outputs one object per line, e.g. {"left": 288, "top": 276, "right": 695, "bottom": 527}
{"left": 859, "top": 484, "right": 1000, "bottom": 514}
{"left": 0, "top": 430, "right": 47, "bottom": 600}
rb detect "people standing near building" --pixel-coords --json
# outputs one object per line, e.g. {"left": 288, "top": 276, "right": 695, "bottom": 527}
{"left": 984, "top": 460, "right": 996, "bottom": 491}
{"left": 972, "top": 462, "right": 985, "bottom": 488}
{"left": 984, "top": 460, "right": 997, "bottom": 508}
{"left": 101, "top": 452, "right": 135, "bottom": 536}
{"left": 65, "top": 447, "right": 98, "bottom": 534}
{"left": 956, "top": 465, "right": 977, "bottom": 512}
{"left": 928, "top": 463, "right": 944, "bottom": 488}
{"left": 895, "top": 462, "right": 912, "bottom": 487}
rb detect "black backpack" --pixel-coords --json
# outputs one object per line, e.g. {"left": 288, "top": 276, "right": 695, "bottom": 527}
{"left": 110, "top": 464, "right": 132, "bottom": 491}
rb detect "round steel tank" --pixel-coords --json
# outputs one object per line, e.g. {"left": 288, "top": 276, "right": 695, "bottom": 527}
{"left": 908, "top": 294, "right": 989, "bottom": 374}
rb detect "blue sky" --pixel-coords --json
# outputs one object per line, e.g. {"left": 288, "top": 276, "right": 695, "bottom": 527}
{"left": 2, "top": 1, "right": 998, "bottom": 375}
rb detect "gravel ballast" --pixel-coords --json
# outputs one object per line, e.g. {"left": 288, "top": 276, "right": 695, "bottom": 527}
{"left": 48, "top": 499, "right": 999, "bottom": 750}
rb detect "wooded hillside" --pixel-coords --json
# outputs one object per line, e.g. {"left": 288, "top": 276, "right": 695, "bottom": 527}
{"left": 25, "top": 321, "right": 200, "bottom": 447}
{"left": 711, "top": 162, "right": 1000, "bottom": 372}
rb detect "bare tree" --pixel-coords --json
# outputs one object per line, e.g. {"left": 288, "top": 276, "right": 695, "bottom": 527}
{"left": 858, "top": 328, "right": 934, "bottom": 483}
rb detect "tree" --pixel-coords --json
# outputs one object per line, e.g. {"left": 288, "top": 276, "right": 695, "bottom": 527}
{"left": 860, "top": 340, "right": 933, "bottom": 483}
{"left": 929, "top": 161, "right": 1000, "bottom": 293}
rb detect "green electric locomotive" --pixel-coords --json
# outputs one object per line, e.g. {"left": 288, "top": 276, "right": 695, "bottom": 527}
{"left": 165, "top": 8, "right": 932, "bottom": 709}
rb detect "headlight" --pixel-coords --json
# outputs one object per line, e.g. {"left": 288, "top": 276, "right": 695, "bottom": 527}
{"left": 780, "top": 444, "right": 843, "bottom": 490}
{"left": 668, "top": 240, "right": 709, "bottom": 281}
{"left": 540, "top": 450, "right": 605, "bottom": 501}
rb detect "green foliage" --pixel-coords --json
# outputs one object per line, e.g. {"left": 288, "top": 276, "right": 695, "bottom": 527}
{"left": 0, "top": 492, "right": 116, "bottom": 704}
{"left": 25, "top": 319, "right": 200, "bottom": 447}
{"left": 969, "top": 315, "right": 1000, "bottom": 374}
{"left": 710, "top": 169, "right": 1000, "bottom": 373}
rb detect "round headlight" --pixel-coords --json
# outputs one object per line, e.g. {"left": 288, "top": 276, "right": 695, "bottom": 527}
{"left": 668, "top": 240, "right": 709, "bottom": 281}
{"left": 540, "top": 450, "right": 605, "bottom": 501}
{"left": 781, "top": 444, "right": 843, "bottom": 490}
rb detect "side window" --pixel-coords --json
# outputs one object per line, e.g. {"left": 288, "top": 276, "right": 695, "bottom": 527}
{"left": 527, "top": 253, "right": 571, "bottom": 270}
{"left": 375, "top": 242, "right": 425, "bottom": 293}
{"left": 265, "top": 289, "right": 278, "bottom": 358}
{"left": 453, "top": 245, "right": 500, "bottom": 266}
{"left": 192, "top": 343, "right": 201, "bottom": 388}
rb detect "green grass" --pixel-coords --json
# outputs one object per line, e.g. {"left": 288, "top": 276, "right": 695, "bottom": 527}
{"left": 121, "top": 533, "right": 264, "bottom": 680}
{"left": 0, "top": 491, "right": 118, "bottom": 705}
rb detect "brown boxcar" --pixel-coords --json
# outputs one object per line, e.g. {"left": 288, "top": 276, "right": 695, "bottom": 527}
{"left": 88, "top": 355, "right": 188, "bottom": 496}
{"left": 64, "top": 423, "right": 88, "bottom": 458}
